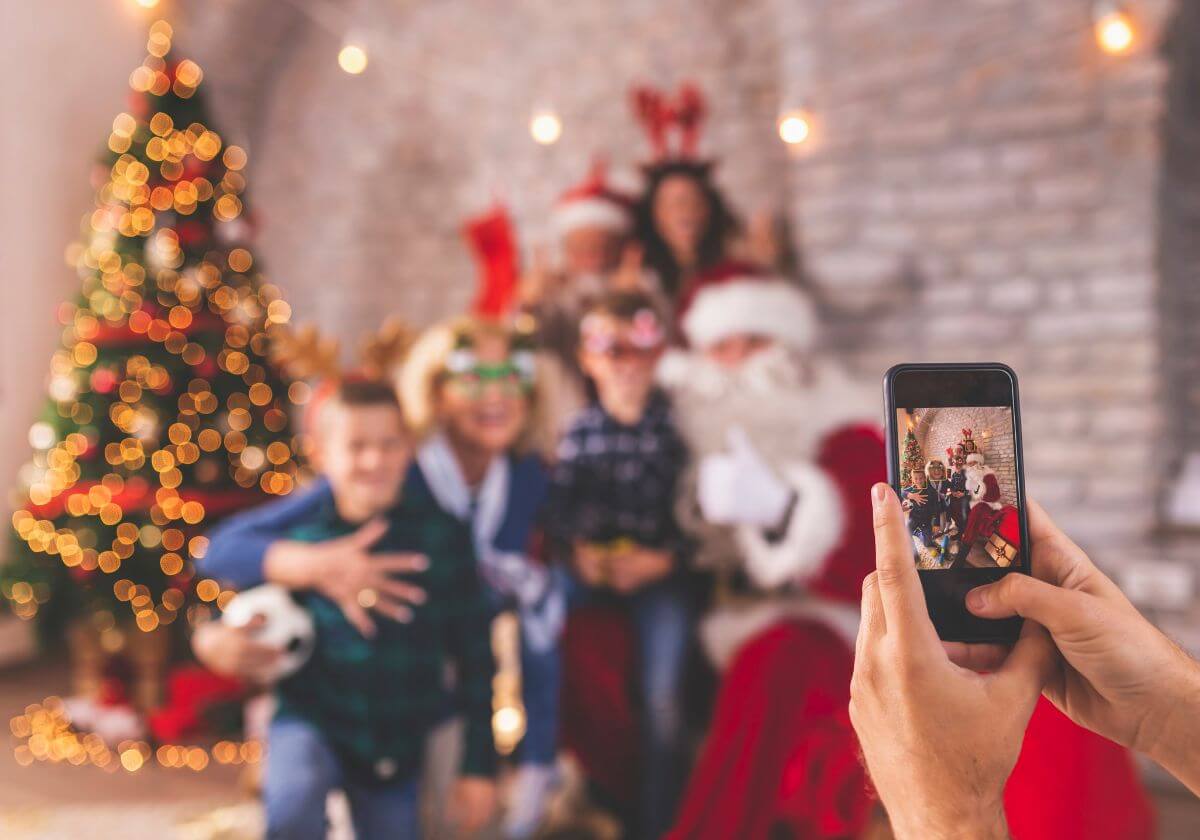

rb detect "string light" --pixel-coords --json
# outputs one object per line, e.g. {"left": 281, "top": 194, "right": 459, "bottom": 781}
{"left": 10, "top": 698, "right": 262, "bottom": 774}
{"left": 529, "top": 109, "right": 563, "bottom": 145}
{"left": 338, "top": 43, "right": 369, "bottom": 75}
{"left": 777, "top": 110, "right": 812, "bottom": 145}
{"left": 1093, "top": 2, "right": 1135, "bottom": 55}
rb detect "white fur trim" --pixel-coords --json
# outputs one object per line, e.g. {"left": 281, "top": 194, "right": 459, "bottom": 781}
{"left": 700, "top": 598, "right": 859, "bottom": 670}
{"left": 552, "top": 199, "right": 630, "bottom": 238}
{"left": 682, "top": 281, "right": 817, "bottom": 351}
{"left": 735, "top": 462, "right": 844, "bottom": 590}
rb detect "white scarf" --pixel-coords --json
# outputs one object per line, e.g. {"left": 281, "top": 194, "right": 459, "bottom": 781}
{"left": 416, "top": 433, "right": 564, "bottom": 651}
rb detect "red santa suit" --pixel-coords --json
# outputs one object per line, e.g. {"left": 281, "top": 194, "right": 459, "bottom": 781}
{"left": 659, "top": 274, "right": 882, "bottom": 838}
{"left": 658, "top": 271, "right": 1153, "bottom": 840}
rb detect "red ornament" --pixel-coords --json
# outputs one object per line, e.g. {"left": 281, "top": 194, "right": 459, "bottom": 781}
{"left": 90, "top": 368, "right": 118, "bottom": 394}
{"left": 177, "top": 221, "right": 208, "bottom": 247}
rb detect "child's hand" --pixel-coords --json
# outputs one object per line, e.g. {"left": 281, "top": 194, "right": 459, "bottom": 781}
{"left": 451, "top": 776, "right": 497, "bottom": 833}
{"left": 572, "top": 541, "right": 608, "bottom": 587}
{"left": 609, "top": 546, "right": 673, "bottom": 593}
{"left": 192, "top": 616, "right": 280, "bottom": 681}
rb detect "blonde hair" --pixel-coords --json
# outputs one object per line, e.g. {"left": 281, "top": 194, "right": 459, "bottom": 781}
{"left": 396, "top": 314, "right": 552, "bottom": 455}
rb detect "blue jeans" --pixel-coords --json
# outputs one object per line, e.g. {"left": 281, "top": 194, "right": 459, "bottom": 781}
{"left": 568, "top": 574, "right": 691, "bottom": 839}
{"left": 264, "top": 716, "right": 421, "bottom": 840}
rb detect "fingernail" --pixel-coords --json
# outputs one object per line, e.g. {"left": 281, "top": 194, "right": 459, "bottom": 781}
{"left": 967, "top": 587, "right": 987, "bottom": 611}
{"left": 414, "top": 555, "right": 429, "bottom": 570}
{"left": 871, "top": 483, "right": 887, "bottom": 507}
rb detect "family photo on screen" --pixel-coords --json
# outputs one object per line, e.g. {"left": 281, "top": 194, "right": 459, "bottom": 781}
{"left": 895, "top": 408, "right": 1023, "bottom": 570}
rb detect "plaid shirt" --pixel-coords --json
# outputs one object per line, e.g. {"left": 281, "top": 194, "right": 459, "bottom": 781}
{"left": 548, "top": 390, "right": 688, "bottom": 558}
{"left": 276, "top": 479, "right": 496, "bottom": 784}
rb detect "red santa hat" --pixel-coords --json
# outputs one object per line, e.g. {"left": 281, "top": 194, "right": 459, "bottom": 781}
{"left": 551, "top": 159, "right": 633, "bottom": 240}
{"left": 679, "top": 262, "right": 817, "bottom": 352}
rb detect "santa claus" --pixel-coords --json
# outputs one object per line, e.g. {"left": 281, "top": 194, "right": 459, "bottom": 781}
{"left": 658, "top": 268, "right": 883, "bottom": 838}
{"left": 960, "top": 452, "right": 1005, "bottom": 555}
{"left": 657, "top": 267, "right": 1154, "bottom": 840}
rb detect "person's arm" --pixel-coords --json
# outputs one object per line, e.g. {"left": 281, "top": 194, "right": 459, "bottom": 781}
{"left": 961, "top": 498, "right": 1200, "bottom": 796}
{"left": 199, "top": 478, "right": 333, "bottom": 588}
{"left": 851, "top": 484, "right": 1054, "bottom": 840}
{"left": 203, "top": 476, "right": 428, "bottom": 639}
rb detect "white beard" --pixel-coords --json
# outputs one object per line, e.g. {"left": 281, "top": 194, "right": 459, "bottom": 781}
{"left": 964, "top": 464, "right": 991, "bottom": 502}
{"left": 659, "top": 346, "right": 875, "bottom": 463}
{"left": 677, "top": 342, "right": 805, "bottom": 402}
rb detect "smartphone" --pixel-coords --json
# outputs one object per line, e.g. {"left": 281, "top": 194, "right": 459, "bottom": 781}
{"left": 882, "top": 363, "right": 1029, "bottom": 643}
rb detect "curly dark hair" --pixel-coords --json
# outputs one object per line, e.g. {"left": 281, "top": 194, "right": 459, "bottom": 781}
{"left": 632, "top": 160, "right": 740, "bottom": 300}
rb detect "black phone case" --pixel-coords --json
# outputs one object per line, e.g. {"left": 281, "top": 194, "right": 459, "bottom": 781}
{"left": 883, "top": 362, "right": 1028, "bottom": 643}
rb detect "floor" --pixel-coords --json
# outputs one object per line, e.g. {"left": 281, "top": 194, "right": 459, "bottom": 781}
{"left": 1, "top": 661, "right": 1199, "bottom": 839}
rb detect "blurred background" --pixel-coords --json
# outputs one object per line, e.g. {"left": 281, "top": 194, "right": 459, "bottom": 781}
{"left": 3, "top": 0, "right": 1200, "bottom": 836}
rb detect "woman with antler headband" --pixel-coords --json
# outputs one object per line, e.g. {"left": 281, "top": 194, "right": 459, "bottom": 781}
{"left": 629, "top": 83, "right": 742, "bottom": 304}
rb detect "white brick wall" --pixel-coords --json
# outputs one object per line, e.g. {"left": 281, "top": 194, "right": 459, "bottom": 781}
{"left": 171, "top": 0, "right": 1196, "bottom": 615}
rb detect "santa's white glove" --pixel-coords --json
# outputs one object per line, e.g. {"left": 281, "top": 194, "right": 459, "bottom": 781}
{"left": 697, "top": 427, "right": 794, "bottom": 528}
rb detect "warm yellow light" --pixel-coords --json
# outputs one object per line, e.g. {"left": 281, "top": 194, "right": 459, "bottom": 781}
{"left": 777, "top": 111, "right": 811, "bottom": 145}
{"left": 133, "top": 0, "right": 160, "bottom": 8}
{"left": 530, "top": 111, "right": 563, "bottom": 145}
{"left": 338, "top": 44, "right": 369, "bottom": 75}
{"left": 1095, "top": 8, "right": 1135, "bottom": 54}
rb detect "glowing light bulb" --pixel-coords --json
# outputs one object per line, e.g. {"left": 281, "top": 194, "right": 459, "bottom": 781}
{"left": 777, "top": 110, "right": 812, "bottom": 145}
{"left": 338, "top": 44, "right": 369, "bottom": 75}
{"left": 1094, "top": 5, "right": 1135, "bottom": 54}
{"left": 134, "top": 0, "right": 160, "bottom": 8}
{"left": 530, "top": 110, "right": 563, "bottom": 145}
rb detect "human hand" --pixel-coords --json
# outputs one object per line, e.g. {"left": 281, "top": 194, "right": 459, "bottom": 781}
{"left": 518, "top": 245, "right": 555, "bottom": 306}
{"left": 958, "top": 498, "right": 1200, "bottom": 795}
{"left": 572, "top": 541, "right": 609, "bottom": 587}
{"left": 451, "top": 776, "right": 497, "bottom": 833}
{"left": 265, "top": 519, "right": 428, "bottom": 638}
{"left": 850, "top": 484, "right": 1055, "bottom": 840}
{"left": 610, "top": 242, "right": 645, "bottom": 291}
{"left": 609, "top": 545, "right": 673, "bottom": 593}
{"left": 697, "top": 427, "right": 793, "bottom": 528}
{"left": 191, "top": 616, "right": 280, "bottom": 681}
{"left": 905, "top": 490, "right": 927, "bottom": 505}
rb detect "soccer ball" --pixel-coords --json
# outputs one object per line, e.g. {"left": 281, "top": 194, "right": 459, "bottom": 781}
{"left": 221, "top": 584, "right": 315, "bottom": 682}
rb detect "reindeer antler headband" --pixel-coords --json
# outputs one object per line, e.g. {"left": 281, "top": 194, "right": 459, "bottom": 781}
{"left": 630, "top": 82, "right": 709, "bottom": 161}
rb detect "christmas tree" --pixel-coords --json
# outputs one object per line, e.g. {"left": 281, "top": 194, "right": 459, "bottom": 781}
{"left": 901, "top": 429, "right": 923, "bottom": 483}
{"left": 4, "top": 21, "right": 300, "bottom": 642}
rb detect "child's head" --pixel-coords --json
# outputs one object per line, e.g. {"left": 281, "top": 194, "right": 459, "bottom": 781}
{"left": 578, "top": 290, "right": 665, "bottom": 415}
{"left": 910, "top": 467, "right": 928, "bottom": 488}
{"left": 313, "top": 379, "right": 411, "bottom": 520}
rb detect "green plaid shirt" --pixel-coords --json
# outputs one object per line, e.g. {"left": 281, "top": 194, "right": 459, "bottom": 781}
{"left": 276, "top": 479, "right": 497, "bottom": 784}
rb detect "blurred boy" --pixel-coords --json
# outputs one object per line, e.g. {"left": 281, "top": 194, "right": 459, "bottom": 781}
{"left": 200, "top": 380, "right": 496, "bottom": 840}
{"left": 547, "top": 290, "right": 690, "bottom": 838}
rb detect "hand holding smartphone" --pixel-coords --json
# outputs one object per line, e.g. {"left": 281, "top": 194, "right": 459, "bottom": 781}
{"left": 883, "top": 363, "right": 1030, "bottom": 643}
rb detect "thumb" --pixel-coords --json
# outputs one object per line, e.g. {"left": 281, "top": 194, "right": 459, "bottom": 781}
{"left": 347, "top": 517, "right": 388, "bottom": 550}
{"left": 995, "top": 620, "right": 1058, "bottom": 696}
{"left": 967, "top": 573, "right": 1091, "bottom": 639}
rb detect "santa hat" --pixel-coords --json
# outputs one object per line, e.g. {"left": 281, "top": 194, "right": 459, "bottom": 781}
{"left": 552, "top": 159, "right": 633, "bottom": 239}
{"left": 965, "top": 453, "right": 987, "bottom": 468}
{"left": 680, "top": 264, "right": 817, "bottom": 352}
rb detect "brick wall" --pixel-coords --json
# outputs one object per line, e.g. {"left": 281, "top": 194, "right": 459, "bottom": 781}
{"left": 171, "top": 0, "right": 1197, "bottom": 623}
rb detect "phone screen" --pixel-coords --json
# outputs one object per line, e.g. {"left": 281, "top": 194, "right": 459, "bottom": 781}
{"left": 884, "top": 364, "right": 1028, "bottom": 642}
{"left": 894, "top": 405, "right": 1022, "bottom": 572}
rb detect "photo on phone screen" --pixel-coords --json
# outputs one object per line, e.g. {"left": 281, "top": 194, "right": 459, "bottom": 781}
{"left": 894, "top": 406, "right": 1023, "bottom": 571}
